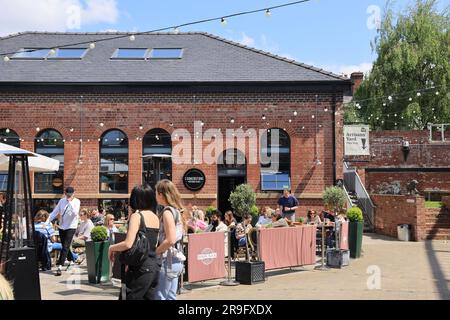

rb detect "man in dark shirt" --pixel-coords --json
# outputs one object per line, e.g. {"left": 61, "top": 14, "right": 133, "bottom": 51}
{"left": 277, "top": 189, "right": 299, "bottom": 221}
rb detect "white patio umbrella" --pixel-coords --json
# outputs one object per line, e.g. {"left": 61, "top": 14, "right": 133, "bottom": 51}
{"left": 0, "top": 142, "right": 60, "bottom": 172}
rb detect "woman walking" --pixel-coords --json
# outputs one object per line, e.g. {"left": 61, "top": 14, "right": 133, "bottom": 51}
{"left": 155, "top": 179, "right": 185, "bottom": 300}
{"left": 108, "top": 184, "right": 160, "bottom": 300}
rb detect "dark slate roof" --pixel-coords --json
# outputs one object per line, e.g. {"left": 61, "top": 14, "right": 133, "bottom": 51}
{"left": 0, "top": 32, "right": 349, "bottom": 84}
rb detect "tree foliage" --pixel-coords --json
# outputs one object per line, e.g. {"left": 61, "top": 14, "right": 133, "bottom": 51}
{"left": 350, "top": 0, "right": 449, "bottom": 130}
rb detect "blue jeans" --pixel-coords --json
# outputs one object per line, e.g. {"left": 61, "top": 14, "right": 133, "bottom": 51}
{"left": 156, "top": 259, "right": 184, "bottom": 300}
{"left": 51, "top": 242, "right": 62, "bottom": 251}
{"left": 238, "top": 237, "right": 247, "bottom": 246}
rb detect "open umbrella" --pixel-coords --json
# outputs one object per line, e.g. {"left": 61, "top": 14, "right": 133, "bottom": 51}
{"left": 0, "top": 142, "right": 59, "bottom": 172}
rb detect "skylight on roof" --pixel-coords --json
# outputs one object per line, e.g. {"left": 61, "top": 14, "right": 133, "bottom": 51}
{"left": 48, "top": 48, "right": 87, "bottom": 59}
{"left": 111, "top": 48, "right": 148, "bottom": 59}
{"left": 150, "top": 48, "right": 183, "bottom": 59}
{"left": 12, "top": 48, "right": 50, "bottom": 59}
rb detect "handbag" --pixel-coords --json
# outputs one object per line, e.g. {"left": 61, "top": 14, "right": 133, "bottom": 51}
{"left": 119, "top": 211, "right": 150, "bottom": 266}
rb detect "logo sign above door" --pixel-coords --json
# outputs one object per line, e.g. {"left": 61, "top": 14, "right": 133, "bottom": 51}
{"left": 183, "top": 169, "right": 206, "bottom": 191}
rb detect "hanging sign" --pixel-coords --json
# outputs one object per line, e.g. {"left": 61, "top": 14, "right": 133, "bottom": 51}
{"left": 344, "top": 125, "right": 370, "bottom": 156}
{"left": 183, "top": 168, "right": 206, "bottom": 191}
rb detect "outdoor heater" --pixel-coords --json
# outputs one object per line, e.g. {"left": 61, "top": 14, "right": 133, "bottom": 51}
{"left": 0, "top": 142, "right": 59, "bottom": 300}
{"left": 0, "top": 151, "right": 41, "bottom": 300}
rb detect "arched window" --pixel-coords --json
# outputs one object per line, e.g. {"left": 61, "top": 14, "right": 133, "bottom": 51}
{"left": 260, "top": 128, "right": 291, "bottom": 191}
{"left": 34, "top": 129, "right": 64, "bottom": 193}
{"left": 0, "top": 128, "right": 20, "bottom": 147}
{"left": 0, "top": 129, "right": 20, "bottom": 191}
{"left": 142, "top": 128, "right": 172, "bottom": 188}
{"left": 100, "top": 129, "right": 128, "bottom": 193}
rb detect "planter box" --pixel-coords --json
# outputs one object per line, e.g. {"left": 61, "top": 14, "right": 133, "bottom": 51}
{"left": 235, "top": 261, "right": 265, "bottom": 285}
{"left": 86, "top": 240, "right": 110, "bottom": 284}
{"left": 349, "top": 221, "right": 363, "bottom": 258}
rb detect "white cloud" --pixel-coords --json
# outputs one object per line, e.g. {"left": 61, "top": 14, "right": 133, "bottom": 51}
{"left": 319, "top": 62, "right": 373, "bottom": 77}
{"left": 238, "top": 32, "right": 255, "bottom": 47}
{"left": 0, "top": 0, "right": 119, "bottom": 36}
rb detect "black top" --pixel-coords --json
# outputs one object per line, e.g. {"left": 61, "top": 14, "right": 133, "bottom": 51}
{"left": 322, "top": 211, "right": 335, "bottom": 223}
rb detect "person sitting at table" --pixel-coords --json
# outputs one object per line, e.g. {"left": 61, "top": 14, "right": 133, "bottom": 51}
{"left": 336, "top": 209, "right": 348, "bottom": 223}
{"left": 270, "top": 211, "right": 290, "bottom": 228}
{"left": 224, "top": 210, "right": 237, "bottom": 228}
{"left": 187, "top": 207, "right": 208, "bottom": 233}
{"left": 104, "top": 213, "right": 118, "bottom": 243}
{"left": 257, "top": 206, "right": 272, "bottom": 226}
{"left": 235, "top": 214, "right": 252, "bottom": 246}
{"left": 206, "top": 210, "right": 227, "bottom": 233}
{"left": 89, "top": 208, "right": 104, "bottom": 226}
{"left": 34, "top": 210, "right": 63, "bottom": 254}
{"left": 321, "top": 205, "right": 336, "bottom": 223}
{"left": 306, "top": 210, "right": 322, "bottom": 225}
{"left": 72, "top": 208, "right": 94, "bottom": 248}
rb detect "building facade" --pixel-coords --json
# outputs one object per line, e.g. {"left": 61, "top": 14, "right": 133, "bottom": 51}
{"left": 0, "top": 32, "right": 351, "bottom": 217}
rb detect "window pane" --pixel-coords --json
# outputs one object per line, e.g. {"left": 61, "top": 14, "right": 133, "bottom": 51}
{"left": 13, "top": 49, "right": 50, "bottom": 59}
{"left": 100, "top": 173, "right": 128, "bottom": 193}
{"left": 34, "top": 171, "right": 64, "bottom": 193}
{"left": 48, "top": 48, "right": 87, "bottom": 59}
{"left": 0, "top": 129, "right": 20, "bottom": 147}
{"left": 99, "top": 199, "right": 128, "bottom": 220}
{"left": 0, "top": 173, "right": 7, "bottom": 191}
{"left": 33, "top": 199, "right": 59, "bottom": 215}
{"left": 112, "top": 48, "right": 147, "bottom": 59}
{"left": 150, "top": 48, "right": 183, "bottom": 59}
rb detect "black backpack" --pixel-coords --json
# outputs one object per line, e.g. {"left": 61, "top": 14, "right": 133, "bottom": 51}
{"left": 119, "top": 212, "right": 150, "bottom": 266}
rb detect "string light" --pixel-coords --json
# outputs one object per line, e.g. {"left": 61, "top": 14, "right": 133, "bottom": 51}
{"left": 388, "top": 96, "right": 393, "bottom": 101}
{"left": 416, "top": 92, "right": 421, "bottom": 97}
{"left": 139, "top": 124, "right": 143, "bottom": 130}
{"left": 173, "top": 27, "right": 180, "bottom": 34}
{"left": 49, "top": 48, "right": 56, "bottom": 55}
{"left": 293, "top": 111, "right": 298, "bottom": 116}
{"left": 3, "top": 56, "right": 10, "bottom": 62}
{"left": 221, "top": 17, "right": 227, "bottom": 26}
{"left": 265, "top": 9, "right": 272, "bottom": 17}
{"left": 169, "top": 122, "right": 174, "bottom": 127}
{"left": 324, "top": 107, "right": 328, "bottom": 112}
{"left": 5, "top": 128, "right": 10, "bottom": 133}
{"left": 230, "top": 118, "right": 235, "bottom": 124}
{"left": 89, "top": 43, "right": 96, "bottom": 49}
{"left": 36, "top": 127, "right": 40, "bottom": 132}
{"left": 408, "top": 97, "right": 412, "bottom": 101}
{"left": 262, "top": 114, "right": 266, "bottom": 120}
{"left": 70, "top": 128, "right": 74, "bottom": 132}
{"left": 129, "top": 35, "right": 136, "bottom": 41}
{"left": 99, "top": 123, "right": 104, "bottom": 127}
{"left": 288, "top": 119, "right": 292, "bottom": 123}
{"left": 435, "top": 91, "right": 439, "bottom": 95}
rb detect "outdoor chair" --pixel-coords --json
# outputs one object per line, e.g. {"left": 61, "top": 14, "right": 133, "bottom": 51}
{"left": 247, "top": 228, "right": 259, "bottom": 261}
{"left": 230, "top": 228, "right": 247, "bottom": 261}
{"left": 34, "top": 231, "right": 51, "bottom": 271}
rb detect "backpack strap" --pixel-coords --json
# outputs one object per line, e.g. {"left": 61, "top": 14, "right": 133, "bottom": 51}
{"left": 136, "top": 210, "right": 146, "bottom": 232}
{"left": 163, "top": 206, "right": 180, "bottom": 225}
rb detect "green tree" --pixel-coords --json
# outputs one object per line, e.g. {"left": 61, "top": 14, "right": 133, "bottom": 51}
{"left": 350, "top": 0, "right": 449, "bottom": 130}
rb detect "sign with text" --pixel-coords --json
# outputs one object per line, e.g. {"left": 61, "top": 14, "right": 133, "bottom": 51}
{"left": 183, "top": 168, "right": 206, "bottom": 191}
{"left": 344, "top": 125, "right": 370, "bottom": 156}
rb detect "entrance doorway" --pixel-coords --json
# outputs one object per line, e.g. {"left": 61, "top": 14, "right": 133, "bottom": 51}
{"left": 217, "top": 149, "right": 247, "bottom": 214}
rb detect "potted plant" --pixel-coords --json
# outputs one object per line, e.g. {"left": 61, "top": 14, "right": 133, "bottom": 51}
{"left": 250, "top": 205, "right": 259, "bottom": 226}
{"left": 322, "top": 186, "right": 347, "bottom": 215}
{"left": 346, "top": 207, "right": 364, "bottom": 258}
{"left": 229, "top": 184, "right": 265, "bottom": 284}
{"left": 205, "top": 206, "right": 216, "bottom": 221}
{"left": 86, "top": 226, "right": 110, "bottom": 284}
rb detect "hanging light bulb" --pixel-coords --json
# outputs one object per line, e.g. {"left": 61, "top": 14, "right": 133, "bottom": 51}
{"left": 89, "top": 43, "right": 96, "bottom": 49}
{"left": 129, "top": 35, "right": 136, "bottom": 41}
{"left": 139, "top": 124, "right": 143, "bottom": 130}
{"left": 221, "top": 18, "right": 227, "bottom": 26}
{"left": 5, "top": 128, "right": 10, "bottom": 133}
{"left": 49, "top": 48, "right": 56, "bottom": 55}
{"left": 200, "top": 121, "right": 205, "bottom": 127}
{"left": 173, "top": 27, "right": 180, "bottom": 34}
{"left": 293, "top": 111, "right": 298, "bottom": 116}
{"left": 301, "top": 126, "right": 305, "bottom": 130}
{"left": 70, "top": 128, "right": 74, "bottom": 132}
{"left": 288, "top": 119, "right": 292, "bottom": 123}
{"left": 36, "top": 127, "right": 40, "bottom": 132}
{"left": 170, "top": 122, "right": 174, "bottom": 127}
{"left": 324, "top": 107, "right": 329, "bottom": 112}
{"left": 383, "top": 103, "right": 387, "bottom": 107}
{"left": 265, "top": 9, "right": 271, "bottom": 17}
{"left": 311, "top": 115, "right": 315, "bottom": 119}
{"left": 230, "top": 118, "right": 235, "bottom": 124}
{"left": 262, "top": 114, "right": 266, "bottom": 120}
{"left": 416, "top": 92, "right": 421, "bottom": 97}
{"left": 3, "top": 56, "right": 10, "bottom": 62}
{"left": 435, "top": 91, "right": 439, "bottom": 95}
{"left": 62, "top": 139, "right": 66, "bottom": 142}
{"left": 315, "top": 159, "right": 322, "bottom": 166}
{"left": 388, "top": 96, "right": 392, "bottom": 101}
{"left": 409, "top": 97, "right": 412, "bottom": 101}
{"left": 99, "top": 122, "right": 104, "bottom": 127}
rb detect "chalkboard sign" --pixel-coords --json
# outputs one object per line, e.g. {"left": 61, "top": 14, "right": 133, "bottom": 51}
{"left": 183, "top": 169, "right": 206, "bottom": 191}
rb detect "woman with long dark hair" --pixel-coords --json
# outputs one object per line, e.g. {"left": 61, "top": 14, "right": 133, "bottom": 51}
{"left": 108, "top": 184, "right": 160, "bottom": 300}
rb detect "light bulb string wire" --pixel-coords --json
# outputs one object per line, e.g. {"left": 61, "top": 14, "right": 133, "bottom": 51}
{"left": 0, "top": 0, "right": 311, "bottom": 57}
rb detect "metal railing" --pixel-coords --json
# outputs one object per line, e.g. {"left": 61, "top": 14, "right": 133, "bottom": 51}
{"left": 343, "top": 162, "right": 375, "bottom": 230}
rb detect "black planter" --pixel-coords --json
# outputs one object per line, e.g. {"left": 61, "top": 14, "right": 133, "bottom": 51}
{"left": 348, "top": 221, "right": 363, "bottom": 258}
{"left": 235, "top": 261, "right": 265, "bottom": 285}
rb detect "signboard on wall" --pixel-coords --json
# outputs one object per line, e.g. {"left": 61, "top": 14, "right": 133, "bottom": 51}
{"left": 183, "top": 168, "right": 206, "bottom": 191}
{"left": 344, "top": 125, "right": 370, "bottom": 156}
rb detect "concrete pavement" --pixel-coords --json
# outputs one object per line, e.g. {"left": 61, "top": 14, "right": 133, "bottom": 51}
{"left": 39, "top": 234, "right": 450, "bottom": 300}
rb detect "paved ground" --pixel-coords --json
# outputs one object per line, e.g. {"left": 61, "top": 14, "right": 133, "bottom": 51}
{"left": 40, "top": 234, "right": 450, "bottom": 300}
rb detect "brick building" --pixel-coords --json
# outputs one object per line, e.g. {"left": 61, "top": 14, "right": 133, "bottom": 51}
{"left": 0, "top": 32, "right": 351, "bottom": 217}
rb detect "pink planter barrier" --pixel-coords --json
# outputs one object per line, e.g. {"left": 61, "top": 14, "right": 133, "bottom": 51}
{"left": 259, "top": 225, "right": 316, "bottom": 270}
{"left": 187, "top": 232, "right": 226, "bottom": 283}
{"left": 340, "top": 221, "right": 349, "bottom": 250}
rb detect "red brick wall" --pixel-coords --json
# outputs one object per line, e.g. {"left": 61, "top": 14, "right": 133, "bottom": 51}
{"left": 0, "top": 87, "right": 344, "bottom": 208}
{"left": 366, "top": 171, "right": 450, "bottom": 195}
{"left": 372, "top": 194, "right": 427, "bottom": 241}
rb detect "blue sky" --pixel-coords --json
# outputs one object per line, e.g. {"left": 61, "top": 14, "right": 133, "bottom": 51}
{"left": 1, "top": 0, "right": 447, "bottom": 75}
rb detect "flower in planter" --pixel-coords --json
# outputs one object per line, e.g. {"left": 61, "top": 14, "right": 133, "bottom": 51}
{"left": 90, "top": 226, "right": 108, "bottom": 242}
{"left": 346, "top": 207, "right": 363, "bottom": 222}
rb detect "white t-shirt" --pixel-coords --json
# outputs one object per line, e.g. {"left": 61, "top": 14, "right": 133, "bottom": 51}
{"left": 77, "top": 219, "right": 94, "bottom": 240}
{"left": 49, "top": 197, "right": 80, "bottom": 230}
